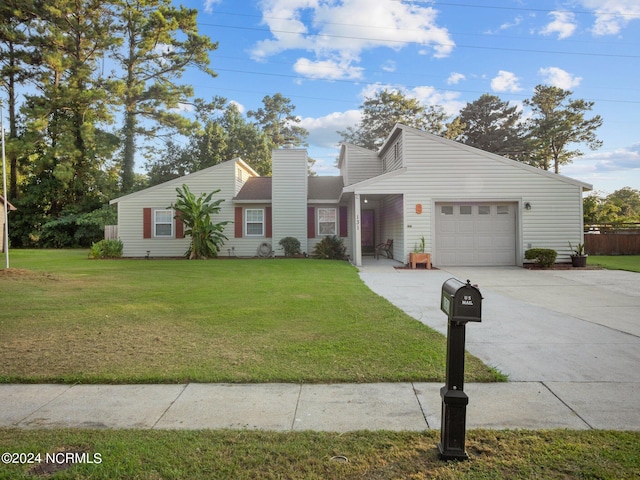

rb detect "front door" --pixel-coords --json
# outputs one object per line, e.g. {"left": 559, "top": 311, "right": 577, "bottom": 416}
{"left": 361, "top": 209, "right": 375, "bottom": 255}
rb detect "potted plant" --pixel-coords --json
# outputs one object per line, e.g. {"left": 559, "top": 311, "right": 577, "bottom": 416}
{"left": 409, "top": 236, "right": 431, "bottom": 269}
{"left": 569, "top": 241, "right": 588, "bottom": 267}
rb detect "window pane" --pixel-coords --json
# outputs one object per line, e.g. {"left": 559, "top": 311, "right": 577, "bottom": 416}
{"left": 156, "top": 224, "right": 172, "bottom": 236}
{"left": 246, "top": 223, "right": 263, "bottom": 235}
{"left": 318, "top": 208, "right": 336, "bottom": 222}
{"left": 497, "top": 205, "right": 510, "bottom": 215}
{"left": 478, "top": 206, "right": 490, "bottom": 215}
{"left": 319, "top": 222, "right": 336, "bottom": 235}
{"left": 460, "top": 205, "right": 472, "bottom": 215}
{"left": 441, "top": 206, "right": 453, "bottom": 215}
{"left": 155, "top": 210, "right": 172, "bottom": 223}
{"left": 246, "top": 209, "right": 263, "bottom": 222}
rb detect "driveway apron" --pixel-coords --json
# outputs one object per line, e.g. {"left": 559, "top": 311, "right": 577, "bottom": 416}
{"left": 358, "top": 261, "right": 640, "bottom": 382}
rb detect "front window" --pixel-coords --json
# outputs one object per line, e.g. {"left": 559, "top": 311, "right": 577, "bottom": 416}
{"left": 318, "top": 208, "right": 337, "bottom": 235}
{"left": 154, "top": 209, "right": 173, "bottom": 237}
{"left": 245, "top": 209, "right": 264, "bottom": 236}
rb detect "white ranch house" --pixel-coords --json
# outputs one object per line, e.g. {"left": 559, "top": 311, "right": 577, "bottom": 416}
{"left": 110, "top": 124, "right": 591, "bottom": 266}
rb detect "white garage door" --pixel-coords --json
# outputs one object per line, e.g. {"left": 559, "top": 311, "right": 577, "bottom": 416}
{"left": 436, "top": 202, "right": 516, "bottom": 266}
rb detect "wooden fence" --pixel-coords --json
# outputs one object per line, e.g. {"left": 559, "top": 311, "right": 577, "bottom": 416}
{"left": 584, "top": 233, "right": 640, "bottom": 255}
{"left": 104, "top": 225, "right": 118, "bottom": 240}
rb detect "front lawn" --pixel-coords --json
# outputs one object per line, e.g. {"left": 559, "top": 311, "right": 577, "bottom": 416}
{"left": 590, "top": 255, "right": 640, "bottom": 273}
{"left": 0, "top": 428, "right": 638, "bottom": 479}
{"left": 0, "top": 250, "right": 502, "bottom": 384}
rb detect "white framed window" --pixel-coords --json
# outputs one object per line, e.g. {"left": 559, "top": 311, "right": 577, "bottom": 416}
{"left": 245, "top": 208, "right": 265, "bottom": 236}
{"left": 318, "top": 208, "right": 337, "bottom": 235}
{"left": 460, "top": 205, "right": 472, "bottom": 215}
{"left": 154, "top": 209, "right": 173, "bottom": 237}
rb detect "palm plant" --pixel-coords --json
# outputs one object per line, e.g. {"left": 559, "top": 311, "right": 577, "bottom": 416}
{"left": 171, "top": 185, "right": 229, "bottom": 259}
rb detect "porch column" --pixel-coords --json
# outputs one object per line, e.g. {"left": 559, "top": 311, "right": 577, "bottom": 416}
{"left": 354, "top": 193, "right": 362, "bottom": 266}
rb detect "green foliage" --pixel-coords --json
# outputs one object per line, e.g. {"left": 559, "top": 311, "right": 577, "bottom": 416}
{"left": 569, "top": 241, "right": 586, "bottom": 256}
{"left": 171, "top": 185, "right": 229, "bottom": 259}
{"left": 584, "top": 187, "right": 640, "bottom": 225}
{"left": 89, "top": 239, "right": 123, "bottom": 258}
{"left": 448, "top": 93, "right": 527, "bottom": 160}
{"left": 247, "top": 93, "right": 309, "bottom": 148}
{"left": 338, "top": 88, "right": 447, "bottom": 150}
{"left": 312, "top": 236, "right": 347, "bottom": 260}
{"left": 279, "top": 237, "right": 301, "bottom": 257}
{"left": 525, "top": 248, "right": 558, "bottom": 268}
{"left": 524, "top": 85, "right": 603, "bottom": 173}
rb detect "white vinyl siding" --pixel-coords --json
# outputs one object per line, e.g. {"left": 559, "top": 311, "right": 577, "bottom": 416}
{"left": 245, "top": 209, "right": 265, "bottom": 236}
{"left": 272, "top": 149, "right": 308, "bottom": 252}
{"left": 339, "top": 145, "right": 381, "bottom": 186}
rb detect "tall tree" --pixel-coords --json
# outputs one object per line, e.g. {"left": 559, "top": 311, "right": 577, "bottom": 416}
{"left": 524, "top": 85, "right": 603, "bottom": 173}
{"left": 111, "top": 0, "right": 218, "bottom": 192}
{"left": 0, "top": 0, "right": 39, "bottom": 200}
{"left": 449, "top": 93, "right": 526, "bottom": 160}
{"left": 22, "top": 0, "right": 118, "bottom": 214}
{"left": 338, "top": 89, "right": 448, "bottom": 150}
{"left": 247, "top": 93, "right": 308, "bottom": 148}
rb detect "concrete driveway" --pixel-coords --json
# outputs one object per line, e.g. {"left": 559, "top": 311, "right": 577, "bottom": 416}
{"left": 358, "top": 260, "right": 640, "bottom": 383}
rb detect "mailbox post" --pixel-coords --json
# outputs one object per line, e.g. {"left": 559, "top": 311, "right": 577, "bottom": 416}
{"left": 438, "top": 278, "right": 482, "bottom": 461}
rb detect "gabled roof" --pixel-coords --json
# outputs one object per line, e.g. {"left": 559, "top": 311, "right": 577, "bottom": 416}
{"left": 382, "top": 124, "right": 593, "bottom": 192}
{"left": 110, "top": 158, "right": 258, "bottom": 204}
{"left": 233, "top": 176, "right": 344, "bottom": 203}
{"left": 233, "top": 177, "right": 272, "bottom": 201}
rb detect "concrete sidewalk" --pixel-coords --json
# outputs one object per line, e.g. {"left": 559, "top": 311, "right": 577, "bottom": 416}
{"left": 2, "top": 381, "right": 638, "bottom": 432}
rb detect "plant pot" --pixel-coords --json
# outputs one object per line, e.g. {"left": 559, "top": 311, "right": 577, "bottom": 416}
{"left": 571, "top": 255, "right": 588, "bottom": 267}
{"left": 409, "top": 252, "right": 432, "bottom": 269}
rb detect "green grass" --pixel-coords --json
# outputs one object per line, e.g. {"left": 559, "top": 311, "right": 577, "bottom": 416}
{"left": 590, "top": 255, "right": 640, "bottom": 273}
{"left": 0, "top": 428, "right": 638, "bottom": 479}
{"left": 0, "top": 249, "right": 502, "bottom": 384}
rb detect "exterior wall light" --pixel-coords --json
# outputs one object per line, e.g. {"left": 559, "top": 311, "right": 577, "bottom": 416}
{"left": 525, "top": 202, "right": 532, "bottom": 210}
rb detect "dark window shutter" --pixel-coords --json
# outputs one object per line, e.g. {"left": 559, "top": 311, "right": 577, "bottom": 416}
{"left": 307, "top": 207, "right": 315, "bottom": 238}
{"left": 175, "top": 210, "right": 184, "bottom": 239}
{"left": 143, "top": 208, "right": 152, "bottom": 239}
{"left": 234, "top": 207, "right": 243, "bottom": 238}
{"left": 265, "top": 207, "right": 272, "bottom": 238}
{"left": 339, "top": 206, "right": 348, "bottom": 237}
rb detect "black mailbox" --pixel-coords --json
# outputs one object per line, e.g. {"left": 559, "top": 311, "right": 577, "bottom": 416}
{"left": 441, "top": 278, "right": 482, "bottom": 324}
{"left": 438, "top": 278, "right": 483, "bottom": 461}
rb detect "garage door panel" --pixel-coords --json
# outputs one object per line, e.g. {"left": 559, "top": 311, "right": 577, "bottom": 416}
{"left": 436, "top": 202, "right": 516, "bottom": 266}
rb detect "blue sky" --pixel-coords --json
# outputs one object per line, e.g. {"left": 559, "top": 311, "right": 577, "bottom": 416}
{"left": 178, "top": 0, "right": 640, "bottom": 195}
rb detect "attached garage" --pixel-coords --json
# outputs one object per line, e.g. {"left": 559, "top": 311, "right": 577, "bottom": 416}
{"left": 435, "top": 202, "right": 517, "bottom": 266}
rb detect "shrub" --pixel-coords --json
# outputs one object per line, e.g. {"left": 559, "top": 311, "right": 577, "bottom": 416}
{"left": 525, "top": 248, "right": 557, "bottom": 268}
{"left": 89, "top": 239, "right": 124, "bottom": 259}
{"left": 312, "top": 236, "right": 347, "bottom": 260}
{"left": 279, "top": 237, "right": 301, "bottom": 257}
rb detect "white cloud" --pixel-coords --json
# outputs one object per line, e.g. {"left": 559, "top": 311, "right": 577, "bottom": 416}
{"left": 357, "top": 83, "right": 464, "bottom": 117}
{"left": 538, "top": 67, "right": 583, "bottom": 89}
{"left": 293, "top": 57, "right": 364, "bottom": 80}
{"left": 447, "top": 72, "right": 466, "bottom": 85}
{"left": 382, "top": 60, "right": 396, "bottom": 73}
{"left": 229, "top": 100, "right": 245, "bottom": 114}
{"left": 300, "top": 110, "right": 362, "bottom": 149}
{"left": 540, "top": 11, "right": 577, "bottom": 39}
{"left": 203, "top": 0, "right": 222, "bottom": 14}
{"left": 579, "top": 0, "right": 640, "bottom": 35}
{"left": 251, "top": 0, "right": 454, "bottom": 80}
{"left": 491, "top": 71, "right": 522, "bottom": 93}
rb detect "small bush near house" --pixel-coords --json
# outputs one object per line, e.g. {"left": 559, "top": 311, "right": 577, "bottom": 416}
{"left": 525, "top": 248, "right": 557, "bottom": 268}
{"left": 89, "top": 239, "right": 124, "bottom": 259}
{"left": 279, "top": 236, "right": 301, "bottom": 257}
{"left": 313, "top": 235, "right": 347, "bottom": 260}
